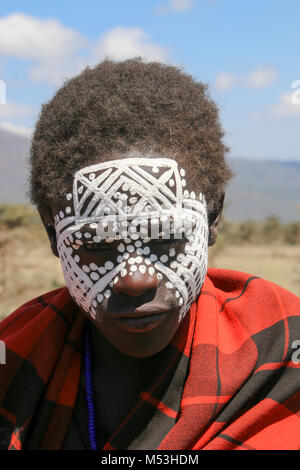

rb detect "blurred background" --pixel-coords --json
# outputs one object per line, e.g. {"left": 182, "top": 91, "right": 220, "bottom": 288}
{"left": 0, "top": 0, "right": 300, "bottom": 318}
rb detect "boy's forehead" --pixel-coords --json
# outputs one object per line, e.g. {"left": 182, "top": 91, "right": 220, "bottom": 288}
{"left": 66, "top": 157, "right": 195, "bottom": 222}
{"left": 53, "top": 157, "right": 207, "bottom": 236}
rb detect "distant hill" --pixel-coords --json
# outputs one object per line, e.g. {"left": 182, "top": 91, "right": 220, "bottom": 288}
{"left": 0, "top": 129, "right": 299, "bottom": 221}
{"left": 0, "top": 129, "right": 30, "bottom": 204}
{"left": 225, "top": 158, "right": 300, "bottom": 222}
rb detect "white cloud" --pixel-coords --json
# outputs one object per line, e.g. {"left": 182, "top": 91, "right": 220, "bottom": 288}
{"left": 268, "top": 92, "right": 300, "bottom": 118}
{"left": 0, "top": 14, "right": 170, "bottom": 85}
{"left": 0, "top": 13, "right": 88, "bottom": 85}
{"left": 250, "top": 90, "right": 300, "bottom": 120}
{"left": 0, "top": 13, "right": 85, "bottom": 60}
{"left": 171, "top": 0, "right": 195, "bottom": 11}
{"left": 214, "top": 66, "right": 278, "bottom": 93}
{"left": 92, "top": 27, "right": 168, "bottom": 63}
{"left": 0, "top": 121, "right": 32, "bottom": 138}
{"left": 29, "top": 55, "right": 87, "bottom": 86}
{"left": 0, "top": 102, "right": 32, "bottom": 118}
{"left": 0, "top": 14, "right": 169, "bottom": 85}
{"left": 244, "top": 66, "right": 278, "bottom": 89}
{"left": 155, "top": 0, "right": 195, "bottom": 14}
{"left": 214, "top": 72, "right": 236, "bottom": 92}
{"left": 0, "top": 102, "right": 35, "bottom": 138}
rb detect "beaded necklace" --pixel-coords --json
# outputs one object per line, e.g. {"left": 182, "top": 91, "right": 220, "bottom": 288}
{"left": 84, "top": 327, "right": 98, "bottom": 450}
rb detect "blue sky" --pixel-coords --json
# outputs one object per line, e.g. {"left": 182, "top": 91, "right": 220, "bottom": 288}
{"left": 0, "top": 0, "right": 299, "bottom": 160}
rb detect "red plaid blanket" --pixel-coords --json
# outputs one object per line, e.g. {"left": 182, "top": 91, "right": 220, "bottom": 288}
{"left": 0, "top": 269, "right": 300, "bottom": 450}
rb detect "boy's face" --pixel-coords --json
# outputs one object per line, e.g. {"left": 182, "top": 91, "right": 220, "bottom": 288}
{"left": 51, "top": 157, "right": 210, "bottom": 357}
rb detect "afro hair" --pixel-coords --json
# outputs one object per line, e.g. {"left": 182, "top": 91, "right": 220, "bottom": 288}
{"left": 29, "top": 58, "right": 232, "bottom": 222}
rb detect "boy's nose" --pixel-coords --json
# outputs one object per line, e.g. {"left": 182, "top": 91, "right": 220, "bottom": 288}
{"left": 113, "top": 263, "right": 160, "bottom": 297}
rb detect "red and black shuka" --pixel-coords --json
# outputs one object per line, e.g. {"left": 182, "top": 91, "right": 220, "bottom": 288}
{"left": 0, "top": 268, "right": 300, "bottom": 450}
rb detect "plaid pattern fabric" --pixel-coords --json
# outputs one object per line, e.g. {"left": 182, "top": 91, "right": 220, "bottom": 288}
{"left": 0, "top": 269, "right": 300, "bottom": 450}
{"left": 0, "top": 287, "right": 85, "bottom": 450}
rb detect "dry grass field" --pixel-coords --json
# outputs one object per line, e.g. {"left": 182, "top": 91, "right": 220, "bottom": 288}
{"left": 0, "top": 224, "right": 65, "bottom": 319}
{"left": 0, "top": 221, "right": 299, "bottom": 320}
{"left": 209, "top": 243, "right": 300, "bottom": 297}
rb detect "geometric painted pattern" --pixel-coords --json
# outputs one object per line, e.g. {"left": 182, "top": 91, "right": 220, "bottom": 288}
{"left": 54, "top": 158, "right": 208, "bottom": 322}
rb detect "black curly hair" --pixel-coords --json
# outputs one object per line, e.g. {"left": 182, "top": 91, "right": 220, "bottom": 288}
{"left": 29, "top": 58, "right": 232, "bottom": 222}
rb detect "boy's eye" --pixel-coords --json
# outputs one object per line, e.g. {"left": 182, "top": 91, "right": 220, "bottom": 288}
{"left": 151, "top": 233, "right": 189, "bottom": 243}
{"left": 81, "top": 234, "right": 189, "bottom": 251}
{"left": 83, "top": 242, "right": 113, "bottom": 252}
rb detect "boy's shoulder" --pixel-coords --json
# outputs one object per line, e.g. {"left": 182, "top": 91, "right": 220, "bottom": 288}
{"left": 206, "top": 267, "right": 300, "bottom": 333}
{"left": 0, "top": 286, "right": 72, "bottom": 335}
{"left": 207, "top": 267, "right": 299, "bottom": 303}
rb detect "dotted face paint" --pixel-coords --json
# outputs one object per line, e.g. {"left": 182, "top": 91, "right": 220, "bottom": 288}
{"left": 55, "top": 158, "right": 209, "bottom": 323}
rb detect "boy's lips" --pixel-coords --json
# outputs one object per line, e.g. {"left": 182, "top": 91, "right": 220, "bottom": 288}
{"left": 106, "top": 305, "right": 172, "bottom": 333}
{"left": 112, "top": 310, "right": 170, "bottom": 333}
{"left": 113, "top": 304, "right": 170, "bottom": 319}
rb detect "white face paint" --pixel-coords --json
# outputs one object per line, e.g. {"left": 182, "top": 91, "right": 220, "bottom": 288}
{"left": 54, "top": 157, "right": 209, "bottom": 323}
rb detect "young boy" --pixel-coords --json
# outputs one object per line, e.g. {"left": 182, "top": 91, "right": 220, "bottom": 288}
{"left": 0, "top": 59, "right": 299, "bottom": 450}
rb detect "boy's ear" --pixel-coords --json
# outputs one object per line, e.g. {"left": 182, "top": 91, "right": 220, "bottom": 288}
{"left": 208, "top": 193, "right": 225, "bottom": 247}
{"left": 38, "top": 206, "right": 59, "bottom": 258}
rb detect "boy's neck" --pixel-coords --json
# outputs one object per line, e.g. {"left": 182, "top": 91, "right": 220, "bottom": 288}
{"left": 88, "top": 321, "right": 164, "bottom": 388}
{"left": 87, "top": 322, "right": 165, "bottom": 438}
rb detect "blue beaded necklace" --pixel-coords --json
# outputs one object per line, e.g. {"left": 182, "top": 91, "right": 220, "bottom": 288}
{"left": 84, "top": 327, "right": 98, "bottom": 450}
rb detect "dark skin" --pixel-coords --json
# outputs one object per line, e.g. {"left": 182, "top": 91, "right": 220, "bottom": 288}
{"left": 39, "top": 177, "right": 224, "bottom": 438}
